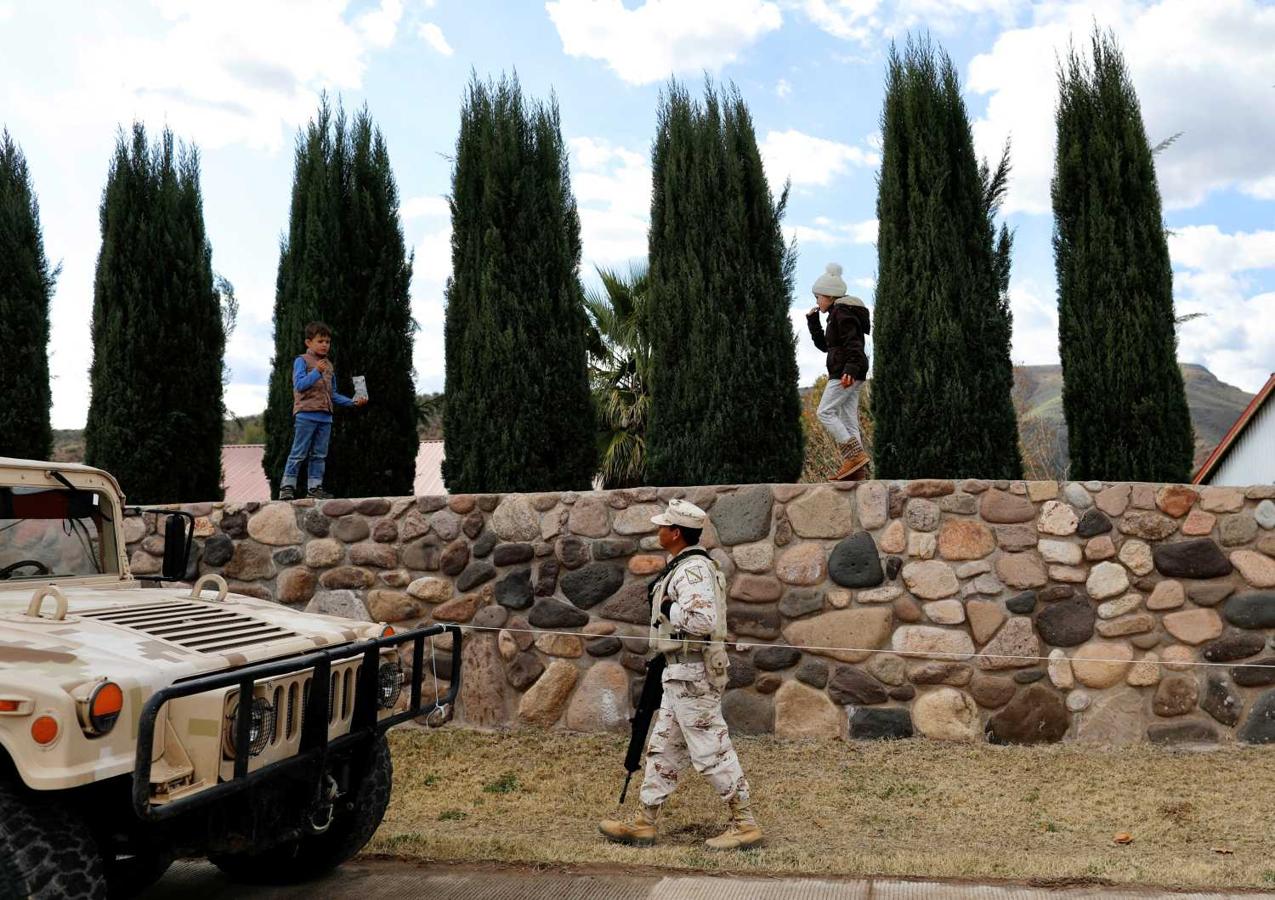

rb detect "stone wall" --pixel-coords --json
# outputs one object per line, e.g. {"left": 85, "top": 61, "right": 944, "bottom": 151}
{"left": 125, "top": 480, "right": 1275, "bottom": 745}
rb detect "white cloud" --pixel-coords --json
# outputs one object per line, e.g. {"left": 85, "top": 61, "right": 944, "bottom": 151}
{"left": 402, "top": 195, "right": 450, "bottom": 220}
{"left": 545, "top": 0, "right": 782, "bottom": 85}
{"left": 968, "top": 0, "right": 1275, "bottom": 215}
{"left": 9, "top": 1, "right": 402, "bottom": 153}
{"left": 356, "top": 0, "right": 404, "bottom": 48}
{"left": 792, "top": 0, "right": 1026, "bottom": 43}
{"left": 1168, "top": 225, "right": 1275, "bottom": 393}
{"left": 0, "top": 2, "right": 13, "bottom": 23}
{"left": 568, "top": 136, "right": 651, "bottom": 267}
{"left": 776, "top": 78, "right": 792, "bottom": 99}
{"left": 417, "top": 21, "right": 453, "bottom": 56}
{"left": 760, "top": 129, "right": 879, "bottom": 189}
{"left": 1008, "top": 280, "right": 1060, "bottom": 366}
{"left": 786, "top": 217, "right": 878, "bottom": 246}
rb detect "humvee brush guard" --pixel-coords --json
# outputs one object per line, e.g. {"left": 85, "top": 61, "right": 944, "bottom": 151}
{"left": 0, "top": 458, "right": 461, "bottom": 899}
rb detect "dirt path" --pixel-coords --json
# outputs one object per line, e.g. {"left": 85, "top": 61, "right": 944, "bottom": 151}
{"left": 142, "top": 858, "right": 1275, "bottom": 899}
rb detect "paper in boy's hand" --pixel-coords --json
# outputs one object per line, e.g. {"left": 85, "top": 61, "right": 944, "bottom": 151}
{"left": 353, "top": 376, "right": 369, "bottom": 402}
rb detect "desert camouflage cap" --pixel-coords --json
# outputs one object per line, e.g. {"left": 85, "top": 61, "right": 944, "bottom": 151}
{"left": 650, "top": 498, "right": 707, "bottom": 530}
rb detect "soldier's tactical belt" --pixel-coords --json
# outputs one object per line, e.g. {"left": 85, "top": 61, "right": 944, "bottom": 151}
{"left": 131, "top": 624, "right": 462, "bottom": 822}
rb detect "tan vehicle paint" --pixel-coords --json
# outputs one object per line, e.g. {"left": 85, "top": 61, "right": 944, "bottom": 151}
{"left": 0, "top": 457, "right": 394, "bottom": 798}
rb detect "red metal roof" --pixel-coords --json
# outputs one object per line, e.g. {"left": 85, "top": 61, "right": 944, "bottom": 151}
{"left": 1192, "top": 373, "right": 1275, "bottom": 485}
{"left": 220, "top": 442, "right": 447, "bottom": 501}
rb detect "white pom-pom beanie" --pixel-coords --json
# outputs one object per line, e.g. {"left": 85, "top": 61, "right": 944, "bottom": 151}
{"left": 812, "top": 262, "right": 847, "bottom": 298}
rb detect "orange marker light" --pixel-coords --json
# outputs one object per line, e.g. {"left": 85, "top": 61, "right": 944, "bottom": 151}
{"left": 31, "top": 715, "right": 58, "bottom": 745}
{"left": 0, "top": 700, "right": 21, "bottom": 713}
{"left": 381, "top": 626, "right": 396, "bottom": 638}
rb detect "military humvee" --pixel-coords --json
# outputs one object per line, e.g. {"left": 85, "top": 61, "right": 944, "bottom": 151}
{"left": 0, "top": 458, "right": 460, "bottom": 898}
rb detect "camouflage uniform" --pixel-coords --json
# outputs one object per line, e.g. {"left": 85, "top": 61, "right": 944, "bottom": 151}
{"left": 638, "top": 550, "right": 750, "bottom": 809}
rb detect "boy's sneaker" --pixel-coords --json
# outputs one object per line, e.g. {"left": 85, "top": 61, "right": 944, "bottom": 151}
{"left": 278, "top": 485, "right": 296, "bottom": 501}
{"left": 308, "top": 486, "right": 334, "bottom": 500}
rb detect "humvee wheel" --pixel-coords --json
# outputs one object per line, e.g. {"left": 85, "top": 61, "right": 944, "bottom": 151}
{"left": 209, "top": 735, "right": 392, "bottom": 885}
{"left": 0, "top": 779, "right": 106, "bottom": 900}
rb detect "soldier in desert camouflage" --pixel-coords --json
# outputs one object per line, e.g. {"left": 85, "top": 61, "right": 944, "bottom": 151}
{"left": 598, "top": 499, "right": 763, "bottom": 851}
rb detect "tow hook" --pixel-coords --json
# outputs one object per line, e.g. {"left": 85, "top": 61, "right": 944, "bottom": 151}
{"left": 307, "top": 774, "right": 339, "bottom": 834}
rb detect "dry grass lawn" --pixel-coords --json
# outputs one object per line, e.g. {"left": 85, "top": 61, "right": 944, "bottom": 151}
{"left": 368, "top": 727, "right": 1275, "bottom": 891}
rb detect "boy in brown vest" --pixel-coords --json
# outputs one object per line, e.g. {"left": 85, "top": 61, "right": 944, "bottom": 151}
{"left": 278, "top": 322, "right": 367, "bottom": 500}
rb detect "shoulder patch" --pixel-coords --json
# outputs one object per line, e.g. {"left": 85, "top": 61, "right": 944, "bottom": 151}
{"left": 685, "top": 566, "right": 704, "bottom": 584}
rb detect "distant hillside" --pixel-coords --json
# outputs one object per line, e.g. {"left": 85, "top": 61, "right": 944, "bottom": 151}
{"left": 49, "top": 371, "right": 1247, "bottom": 478}
{"left": 1014, "top": 363, "right": 1253, "bottom": 475}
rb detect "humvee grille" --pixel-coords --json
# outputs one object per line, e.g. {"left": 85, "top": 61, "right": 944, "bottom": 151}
{"left": 80, "top": 601, "right": 298, "bottom": 653}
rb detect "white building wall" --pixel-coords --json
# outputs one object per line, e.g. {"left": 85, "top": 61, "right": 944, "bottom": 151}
{"left": 1208, "top": 398, "right": 1275, "bottom": 486}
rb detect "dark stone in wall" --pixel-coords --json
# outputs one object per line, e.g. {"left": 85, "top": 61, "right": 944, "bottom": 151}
{"left": 534, "top": 560, "right": 559, "bottom": 597}
{"left": 985, "top": 684, "right": 1068, "bottom": 745}
{"left": 1201, "top": 630, "right": 1266, "bottom": 662}
{"left": 1006, "top": 591, "right": 1037, "bottom": 614}
{"left": 1200, "top": 677, "right": 1243, "bottom": 726}
{"left": 1038, "top": 585, "right": 1074, "bottom": 602}
{"left": 1035, "top": 596, "right": 1095, "bottom": 647}
{"left": 203, "top": 534, "right": 234, "bottom": 567}
{"left": 1014, "top": 669, "right": 1045, "bottom": 684}
{"left": 722, "top": 690, "right": 774, "bottom": 734}
{"left": 440, "top": 541, "right": 469, "bottom": 576}
{"left": 220, "top": 511, "right": 247, "bottom": 538}
{"left": 727, "top": 604, "right": 782, "bottom": 640}
{"left": 302, "top": 509, "right": 330, "bottom": 537}
{"left": 506, "top": 652, "right": 544, "bottom": 691}
{"left": 334, "top": 515, "right": 369, "bottom": 542}
{"left": 726, "top": 655, "right": 757, "bottom": 689}
{"left": 709, "top": 486, "right": 773, "bottom": 546}
{"left": 1232, "top": 657, "right": 1275, "bottom": 687}
{"left": 795, "top": 659, "right": 828, "bottom": 689}
{"left": 356, "top": 498, "right": 390, "bottom": 516}
{"left": 1187, "top": 580, "right": 1235, "bottom": 607}
{"left": 970, "top": 674, "right": 1016, "bottom": 709}
{"left": 472, "top": 531, "right": 497, "bottom": 558}
{"left": 456, "top": 562, "right": 496, "bottom": 593}
{"left": 1237, "top": 689, "right": 1275, "bottom": 744}
{"left": 889, "top": 685, "right": 916, "bottom": 701}
{"left": 778, "top": 589, "right": 823, "bottom": 619}
{"left": 561, "top": 563, "right": 625, "bottom": 609}
{"left": 1152, "top": 539, "right": 1233, "bottom": 579}
{"left": 273, "top": 546, "right": 303, "bottom": 566}
{"left": 1222, "top": 592, "right": 1275, "bottom": 629}
{"left": 402, "top": 540, "right": 440, "bottom": 572}
{"left": 495, "top": 569, "right": 533, "bottom": 610}
{"left": 1076, "top": 508, "right": 1112, "bottom": 537}
{"left": 593, "top": 539, "right": 638, "bottom": 560}
{"left": 849, "top": 707, "right": 912, "bottom": 740}
{"left": 884, "top": 556, "right": 902, "bottom": 581}
{"left": 528, "top": 599, "right": 589, "bottom": 629}
{"left": 1153, "top": 675, "right": 1198, "bottom": 717}
{"left": 1147, "top": 722, "right": 1218, "bottom": 744}
{"left": 463, "top": 511, "right": 484, "bottom": 539}
{"left": 493, "top": 543, "right": 534, "bottom": 566}
{"left": 586, "top": 637, "right": 622, "bottom": 657}
{"left": 828, "top": 532, "right": 884, "bottom": 588}
{"left": 598, "top": 582, "right": 649, "bottom": 625}
{"left": 555, "top": 536, "right": 590, "bottom": 570}
{"left": 827, "top": 666, "right": 887, "bottom": 705}
{"left": 754, "top": 646, "right": 801, "bottom": 671}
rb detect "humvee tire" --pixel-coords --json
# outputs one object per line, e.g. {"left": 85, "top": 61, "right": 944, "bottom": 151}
{"left": 209, "top": 735, "right": 393, "bottom": 885}
{"left": 0, "top": 778, "right": 107, "bottom": 900}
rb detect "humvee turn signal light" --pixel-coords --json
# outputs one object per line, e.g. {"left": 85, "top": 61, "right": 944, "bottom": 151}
{"left": 0, "top": 699, "right": 23, "bottom": 713}
{"left": 31, "top": 715, "right": 58, "bottom": 745}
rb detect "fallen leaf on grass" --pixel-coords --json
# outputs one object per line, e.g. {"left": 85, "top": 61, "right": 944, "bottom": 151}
{"left": 1113, "top": 832, "right": 1134, "bottom": 845}
{"left": 1212, "top": 847, "right": 1235, "bottom": 855}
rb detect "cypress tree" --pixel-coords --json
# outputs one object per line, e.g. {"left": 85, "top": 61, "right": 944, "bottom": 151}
{"left": 645, "top": 81, "right": 803, "bottom": 486}
{"left": 264, "top": 100, "right": 418, "bottom": 498}
{"left": 1053, "top": 30, "right": 1193, "bottom": 482}
{"left": 442, "top": 75, "right": 596, "bottom": 492}
{"left": 0, "top": 130, "right": 55, "bottom": 460}
{"left": 84, "top": 124, "right": 224, "bottom": 503}
{"left": 872, "top": 38, "right": 1022, "bottom": 480}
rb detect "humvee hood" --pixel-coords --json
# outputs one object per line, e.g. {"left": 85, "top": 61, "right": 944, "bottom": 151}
{"left": 0, "top": 585, "right": 381, "bottom": 687}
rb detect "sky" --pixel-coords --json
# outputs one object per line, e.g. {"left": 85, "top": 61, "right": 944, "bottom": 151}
{"left": 1, "top": 0, "right": 1272, "bottom": 430}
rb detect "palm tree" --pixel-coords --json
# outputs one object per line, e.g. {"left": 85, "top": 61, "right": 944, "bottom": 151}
{"left": 585, "top": 265, "right": 651, "bottom": 488}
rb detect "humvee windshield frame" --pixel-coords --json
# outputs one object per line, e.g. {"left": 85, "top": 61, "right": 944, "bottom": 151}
{"left": 0, "top": 484, "right": 120, "bottom": 581}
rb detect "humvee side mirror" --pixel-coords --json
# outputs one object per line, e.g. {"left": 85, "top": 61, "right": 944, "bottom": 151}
{"left": 161, "top": 512, "right": 195, "bottom": 581}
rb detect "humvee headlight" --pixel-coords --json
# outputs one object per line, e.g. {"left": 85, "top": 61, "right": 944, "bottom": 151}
{"left": 225, "top": 696, "right": 276, "bottom": 757}
{"left": 377, "top": 656, "right": 404, "bottom": 710}
{"left": 80, "top": 681, "right": 124, "bottom": 736}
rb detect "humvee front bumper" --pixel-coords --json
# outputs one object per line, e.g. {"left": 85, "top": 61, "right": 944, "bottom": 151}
{"left": 131, "top": 624, "right": 462, "bottom": 821}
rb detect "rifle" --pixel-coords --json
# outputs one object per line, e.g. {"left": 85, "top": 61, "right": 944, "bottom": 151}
{"left": 618, "top": 652, "right": 666, "bottom": 804}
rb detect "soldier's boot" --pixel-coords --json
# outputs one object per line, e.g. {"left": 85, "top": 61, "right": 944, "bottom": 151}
{"left": 599, "top": 803, "right": 659, "bottom": 846}
{"left": 831, "top": 438, "right": 871, "bottom": 482}
{"left": 705, "top": 797, "right": 764, "bottom": 851}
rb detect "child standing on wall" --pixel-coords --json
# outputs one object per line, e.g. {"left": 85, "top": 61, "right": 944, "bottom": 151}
{"left": 805, "top": 263, "right": 872, "bottom": 481}
{"left": 278, "top": 322, "right": 367, "bottom": 501}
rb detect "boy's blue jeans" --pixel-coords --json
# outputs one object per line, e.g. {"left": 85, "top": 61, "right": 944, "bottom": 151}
{"left": 281, "top": 417, "right": 331, "bottom": 489}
